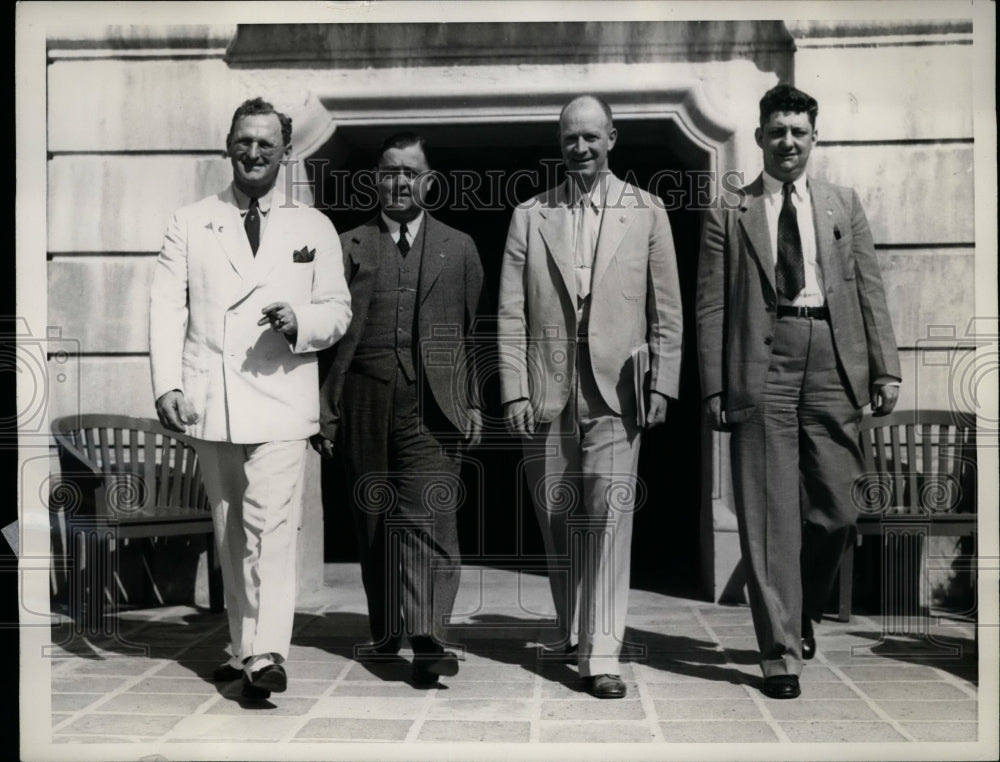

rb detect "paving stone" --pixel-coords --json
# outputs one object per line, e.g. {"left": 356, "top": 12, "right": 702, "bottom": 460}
{"left": 435, "top": 681, "right": 535, "bottom": 699}
{"left": 62, "top": 712, "right": 183, "bottom": 736}
{"left": 839, "top": 665, "right": 941, "bottom": 682}
{"left": 417, "top": 720, "right": 531, "bottom": 742}
{"left": 798, "top": 666, "right": 843, "bottom": 683}
{"left": 539, "top": 721, "right": 656, "bottom": 743}
{"left": 153, "top": 660, "right": 225, "bottom": 679}
{"left": 854, "top": 681, "right": 970, "bottom": 701}
{"left": 794, "top": 681, "right": 859, "bottom": 699}
{"left": 99, "top": 692, "right": 214, "bottom": 715}
{"left": 899, "top": 721, "right": 979, "bottom": 741}
{"left": 168, "top": 713, "right": 300, "bottom": 740}
{"left": 205, "top": 696, "right": 319, "bottom": 716}
{"left": 282, "top": 679, "right": 335, "bottom": 698}
{"left": 126, "top": 677, "right": 217, "bottom": 694}
{"left": 765, "top": 699, "right": 881, "bottom": 721}
{"left": 658, "top": 720, "right": 779, "bottom": 742}
{"left": 52, "top": 675, "right": 131, "bottom": 694}
{"left": 55, "top": 735, "right": 159, "bottom": 743}
{"left": 540, "top": 698, "right": 645, "bottom": 721}
{"left": 780, "top": 720, "right": 906, "bottom": 742}
{"left": 427, "top": 699, "right": 534, "bottom": 720}
{"left": 282, "top": 660, "right": 348, "bottom": 681}
{"left": 312, "top": 695, "right": 429, "bottom": 719}
{"left": 340, "top": 660, "right": 413, "bottom": 682}
{"left": 295, "top": 717, "right": 413, "bottom": 741}
{"left": 449, "top": 664, "right": 537, "bottom": 682}
{"left": 51, "top": 693, "right": 105, "bottom": 712}
{"left": 63, "top": 658, "right": 161, "bottom": 677}
{"left": 331, "top": 682, "right": 419, "bottom": 698}
{"left": 655, "top": 697, "right": 763, "bottom": 721}
{"left": 540, "top": 679, "right": 599, "bottom": 699}
{"left": 644, "top": 681, "right": 751, "bottom": 699}
{"left": 52, "top": 713, "right": 71, "bottom": 728}
{"left": 876, "top": 699, "right": 977, "bottom": 721}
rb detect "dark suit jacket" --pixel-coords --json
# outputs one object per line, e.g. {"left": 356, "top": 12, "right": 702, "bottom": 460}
{"left": 318, "top": 212, "right": 485, "bottom": 440}
{"left": 696, "top": 174, "right": 901, "bottom": 423}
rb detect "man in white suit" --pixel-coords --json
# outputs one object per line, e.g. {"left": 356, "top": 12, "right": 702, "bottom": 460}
{"left": 498, "top": 95, "right": 683, "bottom": 698}
{"left": 149, "top": 97, "right": 352, "bottom": 699}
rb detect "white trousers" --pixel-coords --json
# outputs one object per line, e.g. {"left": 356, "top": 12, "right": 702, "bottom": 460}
{"left": 194, "top": 439, "right": 307, "bottom": 663}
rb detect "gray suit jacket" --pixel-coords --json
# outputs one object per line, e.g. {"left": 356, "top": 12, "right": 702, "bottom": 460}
{"left": 696, "top": 174, "right": 901, "bottom": 423}
{"left": 318, "top": 213, "right": 485, "bottom": 440}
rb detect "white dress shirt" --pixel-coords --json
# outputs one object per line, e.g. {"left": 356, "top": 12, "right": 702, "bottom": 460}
{"left": 380, "top": 210, "right": 424, "bottom": 247}
{"left": 233, "top": 184, "right": 276, "bottom": 239}
{"left": 569, "top": 175, "right": 608, "bottom": 301}
{"left": 761, "top": 171, "right": 824, "bottom": 307}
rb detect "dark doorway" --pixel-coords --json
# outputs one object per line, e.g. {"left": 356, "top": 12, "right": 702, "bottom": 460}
{"left": 311, "top": 118, "right": 708, "bottom": 599}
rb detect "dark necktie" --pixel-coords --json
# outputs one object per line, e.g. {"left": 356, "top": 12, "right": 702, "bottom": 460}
{"left": 776, "top": 183, "right": 805, "bottom": 300}
{"left": 397, "top": 222, "right": 410, "bottom": 256}
{"left": 245, "top": 197, "right": 260, "bottom": 256}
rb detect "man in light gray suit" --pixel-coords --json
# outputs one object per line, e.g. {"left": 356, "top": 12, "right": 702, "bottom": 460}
{"left": 498, "top": 95, "right": 684, "bottom": 699}
{"left": 697, "top": 84, "right": 900, "bottom": 699}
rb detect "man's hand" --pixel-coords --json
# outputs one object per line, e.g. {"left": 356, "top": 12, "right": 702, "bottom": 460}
{"left": 702, "top": 393, "right": 729, "bottom": 432}
{"left": 155, "top": 390, "right": 199, "bottom": 433}
{"left": 310, "top": 434, "right": 335, "bottom": 459}
{"left": 259, "top": 302, "right": 298, "bottom": 336}
{"left": 503, "top": 398, "right": 535, "bottom": 439}
{"left": 870, "top": 383, "right": 899, "bottom": 417}
{"left": 645, "top": 391, "right": 669, "bottom": 428}
{"left": 464, "top": 408, "right": 483, "bottom": 448}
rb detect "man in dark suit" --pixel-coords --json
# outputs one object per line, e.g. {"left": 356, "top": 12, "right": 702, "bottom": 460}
{"left": 696, "top": 84, "right": 900, "bottom": 699}
{"left": 314, "top": 133, "right": 485, "bottom": 685}
{"left": 498, "top": 96, "right": 683, "bottom": 699}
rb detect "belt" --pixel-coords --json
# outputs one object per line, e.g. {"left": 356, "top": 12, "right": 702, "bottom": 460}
{"left": 777, "top": 305, "right": 829, "bottom": 320}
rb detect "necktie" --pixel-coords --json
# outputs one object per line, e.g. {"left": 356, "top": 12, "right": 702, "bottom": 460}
{"left": 245, "top": 197, "right": 260, "bottom": 256}
{"left": 575, "top": 199, "right": 597, "bottom": 300}
{"left": 776, "top": 183, "right": 805, "bottom": 300}
{"left": 397, "top": 222, "right": 410, "bottom": 256}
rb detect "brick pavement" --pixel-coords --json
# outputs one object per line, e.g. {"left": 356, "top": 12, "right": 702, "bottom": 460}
{"left": 44, "top": 563, "right": 982, "bottom": 751}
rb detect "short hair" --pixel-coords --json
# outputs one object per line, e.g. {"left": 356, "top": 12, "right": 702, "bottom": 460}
{"left": 376, "top": 132, "right": 430, "bottom": 166}
{"left": 559, "top": 95, "right": 615, "bottom": 131}
{"left": 226, "top": 97, "right": 292, "bottom": 147}
{"left": 759, "top": 84, "right": 819, "bottom": 127}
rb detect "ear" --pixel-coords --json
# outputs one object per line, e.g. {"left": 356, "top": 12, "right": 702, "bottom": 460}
{"left": 607, "top": 127, "right": 618, "bottom": 151}
{"left": 754, "top": 127, "right": 763, "bottom": 149}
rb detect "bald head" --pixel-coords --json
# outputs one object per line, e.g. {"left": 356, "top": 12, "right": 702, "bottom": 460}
{"left": 559, "top": 95, "right": 617, "bottom": 190}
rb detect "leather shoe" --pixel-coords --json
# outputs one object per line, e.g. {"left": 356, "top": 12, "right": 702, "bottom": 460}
{"left": 761, "top": 674, "right": 800, "bottom": 699}
{"left": 586, "top": 674, "right": 626, "bottom": 699}
{"left": 802, "top": 619, "right": 816, "bottom": 661}
{"left": 212, "top": 664, "right": 243, "bottom": 682}
{"left": 248, "top": 663, "right": 287, "bottom": 693}
{"left": 241, "top": 674, "right": 271, "bottom": 700}
{"left": 411, "top": 648, "right": 459, "bottom": 686}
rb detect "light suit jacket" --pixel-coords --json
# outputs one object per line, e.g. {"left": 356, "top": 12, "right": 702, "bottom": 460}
{"left": 149, "top": 184, "right": 352, "bottom": 443}
{"left": 497, "top": 174, "right": 684, "bottom": 423}
{"left": 318, "top": 213, "right": 486, "bottom": 441}
{"left": 696, "top": 174, "right": 901, "bottom": 423}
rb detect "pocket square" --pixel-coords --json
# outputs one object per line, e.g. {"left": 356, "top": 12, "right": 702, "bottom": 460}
{"left": 293, "top": 246, "right": 316, "bottom": 263}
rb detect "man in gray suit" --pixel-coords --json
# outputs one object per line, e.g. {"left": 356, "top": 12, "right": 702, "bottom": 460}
{"left": 315, "top": 133, "right": 485, "bottom": 686}
{"left": 498, "top": 95, "right": 684, "bottom": 699}
{"left": 697, "top": 84, "right": 900, "bottom": 699}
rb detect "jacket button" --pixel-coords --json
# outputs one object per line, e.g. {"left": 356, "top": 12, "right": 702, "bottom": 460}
{"left": 764, "top": 336, "right": 773, "bottom": 345}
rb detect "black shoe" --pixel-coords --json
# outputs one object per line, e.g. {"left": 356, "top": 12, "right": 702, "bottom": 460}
{"left": 761, "top": 674, "right": 800, "bottom": 699}
{"left": 586, "top": 674, "right": 626, "bottom": 699}
{"left": 802, "top": 618, "right": 816, "bottom": 661}
{"left": 212, "top": 664, "right": 243, "bottom": 682}
{"left": 413, "top": 649, "right": 460, "bottom": 678}
{"left": 248, "top": 663, "right": 287, "bottom": 693}
{"left": 241, "top": 674, "right": 271, "bottom": 700}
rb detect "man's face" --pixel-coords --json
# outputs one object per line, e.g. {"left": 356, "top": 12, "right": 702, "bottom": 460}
{"left": 226, "top": 113, "right": 290, "bottom": 197}
{"left": 559, "top": 99, "right": 617, "bottom": 189}
{"left": 377, "top": 144, "right": 434, "bottom": 222}
{"left": 755, "top": 110, "right": 816, "bottom": 183}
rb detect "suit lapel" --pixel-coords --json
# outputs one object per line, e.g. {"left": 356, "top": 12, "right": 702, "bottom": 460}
{"left": 418, "top": 214, "right": 449, "bottom": 305}
{"left": 809, "top": 179, "right": 841, "bottom": 284}
{"left": 249, "top": 192, "right": 293, "bottom": 286}
{"left": 591, "top": 174, "right": 634, "bottom": 292}
{"left": 737, "top": 177, "right": 776, "bottom": 296}
{"left": 208, "top": 187, "right": 255, "bottom": 280}
{"left": 538, "top": 181, "right": 576, "bottom": 300}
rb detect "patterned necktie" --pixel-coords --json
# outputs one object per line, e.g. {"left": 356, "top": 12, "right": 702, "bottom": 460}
{"left": 245, "top": 197, "right": 260, "bottom": 256}
{"left": 776, "top": 183, "right": 805, "bottom": 300}
{"left": 397, "top": 222, "right": 410, "bottom": 256}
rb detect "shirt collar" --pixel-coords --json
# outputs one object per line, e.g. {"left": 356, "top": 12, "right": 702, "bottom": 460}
{"left": 567, "top": 172, "right": 610, "bottom": 211}
{"left": 380, "top": 210, "right": 424, "bottom": 238}
{"left": 232, "top": 183, "right": 276, "bottom": 214}
{"left": 762, "top": 170, "right": 809, "bottom": 200}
